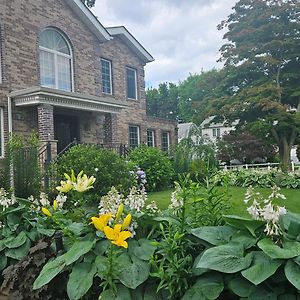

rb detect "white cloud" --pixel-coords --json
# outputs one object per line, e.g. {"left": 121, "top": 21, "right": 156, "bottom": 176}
{"left": 92, "top": 0, "right": 237, "bottom": 87}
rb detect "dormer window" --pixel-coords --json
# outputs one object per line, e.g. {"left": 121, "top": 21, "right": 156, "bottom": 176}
{"left": 39, "top": 28, "right": 73, "bottom": 92}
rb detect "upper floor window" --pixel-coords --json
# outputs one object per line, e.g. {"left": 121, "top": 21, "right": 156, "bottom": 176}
{"left": 212, "top": 128, "right": 221, "bottom": 138}
{"left": 39, "top": 28, "right": 73, "bottom": 92}
{"left": 126, "top": 67, "right": 137, "bottom": 99}
{"left": 101, "top": 58, "right": 112, "bottom": 94}
{"left": 147, "top": 130, "right": 155, "bottom": 147}
{"left": 129, "top": 125, "right": 140, "bottom": 147}
{"left": 0, "top": 108, "right": 4, "bottom": 158}
{"left": 162, "top": 131, "right": 170, "bottom": 152}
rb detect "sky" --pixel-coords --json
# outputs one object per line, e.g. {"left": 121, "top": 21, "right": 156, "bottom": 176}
{"left": 92, "top": 0, "right": 237, "bottom": 88}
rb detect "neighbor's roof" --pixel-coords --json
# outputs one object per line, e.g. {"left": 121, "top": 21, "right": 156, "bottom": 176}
{"left": 65, "top": 0, "right": 154, "bottom": 63}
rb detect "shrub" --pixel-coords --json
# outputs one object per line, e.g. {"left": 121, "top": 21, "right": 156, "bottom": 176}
{"left": 128, "top": 145, "right": 174, "bottom": 191}
{"left": 49, "top": 145, "right": 135, "bottom": 198}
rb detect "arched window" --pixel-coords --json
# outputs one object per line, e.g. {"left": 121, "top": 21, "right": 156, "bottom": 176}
{"left": 39, "top": 28, "right": 73, "bottom": 92}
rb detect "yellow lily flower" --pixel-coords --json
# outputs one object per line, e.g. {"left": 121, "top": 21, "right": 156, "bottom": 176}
{"left": 90, "top": 213, "right": 113, "bottom": 232}
{"left": 115, "top": 204, "right": 124, "bottom": 222}
{"left": 122, "top": 213, "right": 132, "bottom": 230}
{"left": 56, "top": 180, "right": 73, "bottom": 193}
{"left": 53, "top": 200, "right": 58, "bottom": 211}
{"left": 64, "top": 169, "right": 77, "bottom": 183}
{"left": 73, "top": 174, "right": 96, "bottom": 192}
{"left": 104, "top": 224, "right": 132, "bottom": 249}
{"left": 41, "top": 207, "right": 52, "bottom": 217}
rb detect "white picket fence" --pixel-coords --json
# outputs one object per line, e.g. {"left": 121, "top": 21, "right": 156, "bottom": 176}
{"left": 221, "top": 162, "right": 300, "bottom": 172}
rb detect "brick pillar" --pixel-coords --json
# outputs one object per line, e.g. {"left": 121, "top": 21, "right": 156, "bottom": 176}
{"left": 37, "top": 104, "right": 54, "bottom": 140}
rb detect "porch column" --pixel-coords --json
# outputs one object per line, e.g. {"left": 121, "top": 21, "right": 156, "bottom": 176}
{"left": 37, "top": 104, "right": 57, "bottom": 156}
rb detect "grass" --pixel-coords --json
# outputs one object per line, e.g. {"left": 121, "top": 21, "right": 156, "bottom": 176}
{"left": 148, "top": 186, "right": 300, "bottom": 217}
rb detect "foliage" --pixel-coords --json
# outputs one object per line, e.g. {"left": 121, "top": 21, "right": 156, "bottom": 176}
{"left": 173, "top": 125, "right": 219, "bottom": 181}
{"left": 49, "top": 145, "right": 135, "bottom": 198}
{"left": 2, "top": 134, "right": 41, "bottom": 198}
{"left": 80, "top": 0, "right": 96, "bottom": 8}
{"left": 213, "top": 169, "right": 300, "bottom": 189}
{"left": 188, "top": 186, "right": 300, "bottom": 299}
{"left": 128, "top": 145, "right": 175, "bottom": 191}
{"left": 217, "top": 131, "right": 277, "bottom": 164}
{"left": 146, "top": 82, "right": 179, "bottom": 120}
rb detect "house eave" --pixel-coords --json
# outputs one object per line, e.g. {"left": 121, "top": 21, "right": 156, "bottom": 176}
{"left": 106, "top": 26, "right": 154, "bottom": 64}
{"left": 9, "top": 87, "right": 127, "bottom": 114}
{"left": 65, "top": 0, "right": 112, "bottom": 42}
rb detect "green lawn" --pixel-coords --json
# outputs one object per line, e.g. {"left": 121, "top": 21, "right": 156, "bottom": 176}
{"left": 148, "top": 186, "right": 300, "bottom": 217}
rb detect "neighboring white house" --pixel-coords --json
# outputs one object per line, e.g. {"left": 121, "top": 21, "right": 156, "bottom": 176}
{"left": 178, "top": 117, "right": 237, "bottom": 143}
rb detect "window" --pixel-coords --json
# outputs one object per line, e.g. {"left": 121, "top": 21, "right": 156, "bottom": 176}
{"left": 0, "top": 108, "right": 4, "bottom": 158}
{"left": 101, "top": 59, "right": 112, "bottom": 94}
{"left": 126, "top": 67, "right": 137, "bottom": 99}
{"left": 39, "top": 28, "right": 73, "bottom": 92}
{"left": 129, "top": 125, "right": 140, "bottom": 147}
{"left": 213, "top": 128, "right": 221, "bottom": 138}
{"left": 161, "top": 131, "right": 170, "bottom": 152}
{"left": 147, "top": 130, "right": 155, "bottom": 147}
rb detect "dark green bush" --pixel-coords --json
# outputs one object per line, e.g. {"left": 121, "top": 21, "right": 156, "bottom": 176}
{"left": 128, "top": 145, "right": 174, "bottom": 191}
{"left": 49, "top": 145, "right": 135, "bottom": 198}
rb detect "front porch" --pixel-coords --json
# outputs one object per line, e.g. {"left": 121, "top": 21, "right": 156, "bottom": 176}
{"left": 9, "top": 86, "right": 127, "bottom": 155}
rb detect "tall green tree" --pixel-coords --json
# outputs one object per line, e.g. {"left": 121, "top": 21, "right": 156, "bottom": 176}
{"left": 199, "top": 0, "right": 300, "bottom": 170}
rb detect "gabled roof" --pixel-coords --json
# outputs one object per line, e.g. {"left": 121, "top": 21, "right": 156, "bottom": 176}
{"left": 65, "top": 0, "right": 111, "bottom": 42}
{"left": 65, "top": 0, "right": 154, "bottom": 64}
{"left": 107, "top": 26, "right": 154, "bottom": 64}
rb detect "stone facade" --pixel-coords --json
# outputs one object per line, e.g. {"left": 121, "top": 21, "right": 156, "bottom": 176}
{"left": 0, "top": 0, "right": 177, "bottom": 157}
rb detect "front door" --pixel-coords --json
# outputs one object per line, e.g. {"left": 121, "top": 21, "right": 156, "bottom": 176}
{"left": 54, "top": 115, "right": 79, "bottom": 153}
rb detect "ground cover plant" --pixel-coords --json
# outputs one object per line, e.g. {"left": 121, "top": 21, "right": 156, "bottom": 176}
{"left": 1, "top": 169, "right": 300, "bottom": 299}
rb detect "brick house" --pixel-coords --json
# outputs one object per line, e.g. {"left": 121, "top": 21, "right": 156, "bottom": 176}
{"left": 0, "top": 0, "right": 177, "bottom": 159}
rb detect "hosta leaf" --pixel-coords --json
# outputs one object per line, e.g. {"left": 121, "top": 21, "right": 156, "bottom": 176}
{"left": 191, "top": 226, "right": 236, "bottom": 245}
{"left": 0, "top": 240, "right": 6, "bottom": 251}
{"left": 182, "top": 273, "right": 224, "bottom": 300}
{"left": 0, "top": 253, "right": 7, "bottom": 271}
{"left": 241, "top": 251, "right": 282, "bottom": 285}
{"left": 248, "top": 286, "right": 278, "bottom": 300}
{"left": 285, "top": 260, "right": 300, "bottom": 290}
{"left": 33, "top": 255, "right": 66, "bottom": 289}
{"left": 5, "top": 238, "right": 31, "bottom": 260}
{"left": 258, "top": 239, "right": 300, "bottom": 259}
{"left": 4, "top": 231, "right": 27, "bottom": 248}
{"left": 197, "top": 244, "right": 252, "bottom": 273}
{"left": 230, "top": 232, "right": 257, "bottom": 249}
{"left": 223, "top": 215, "right": 265, "bottom": 236}
{"left": 118, "top": 254, "right": 150, "bottom": 289}
{"left": 63, "top": 240, "right": 95, "bottom": 265}
{"left": 94, "top": 255, "right": 108, "bottom": 278}
{"left": 129, "top": 239, "right": 157, "bottom": 261}
{"left": 67, "top": 262, "right": 97, "bottom": 300}
{"left": 228, "top": 276, "right": 254, "bottom": 297}
{"left": 98, "top": 285, "right": 132, "bottom": 300}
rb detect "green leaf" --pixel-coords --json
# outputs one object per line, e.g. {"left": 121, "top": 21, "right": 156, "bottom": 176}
{"left": 5, "top": 238, "right": 31, "bottom": 260}
{"left": 67, "top": 262, "right": 97, "bottom": 300}
{"left": 197, "top": 244, "right": 252, "bottom": 273}
{"left": 191, "top": 226, "right": 236, "bottom": 245}
{"left": 98, "top": 285, "right": 132, "bottom": 300}
{"left": 0, "top": 253, "right": 7, "bottom": 271}
{"left": 223, "top": 215, "right": 265, "bottom": 236}
{"left": 182, "top": 273, "right": 224, "bottom": 300}
{"left": 94, "top": 240, "right": 110, "bottom": 256}
{"left": 129, "top": 239, "right": 157, "bottom": 261}
{"left": 248, "top": 286, "right": 278, "bottom": 300}
{"left": 64, "top": 240, "right": 95, "bottom": 266}
{"left": 228, "top": 276, "right": 254, "bottom": 297}
{"left": 4, "top": 231, "right": 27, "bottom": 248}
{"left": 230, "top": 232, "right": 257, "bottom": 249}
{"left": 94, "top": 255, "right": 108, "bottom": 278}
{"left": 258, "top": 239, "right": 300, "bottom": 259}
{"left": 36, "top": 227, "right": 55, "bottom": 237}
{"left": 67, "top": 222, "right": 85, "bottom": 236}
{"left": 241, "top": 251, "right": 282, "bottom": 285}
{"left": 0, "top": 240, "right": 6, "bottom": 251}
{"left": 33, "top": 255, "right": 66, "bottom": 290}
{"left": 285, "top": 260, "right": 300, "bottom": 290}
{"left": 7, "top": 213, "right": 20, "bottom": 231}
{"left": 118, "top": 254, "right": 150, "bottom": 289}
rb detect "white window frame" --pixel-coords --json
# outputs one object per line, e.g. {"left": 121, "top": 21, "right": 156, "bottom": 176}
{"left": 39, "top": 28, "right": 74, "bottom": 92}
{"left": 101, "top": 58, "right": 112, "bottom": 95}
{"left": 0, "top": 108, "right": 4, "bottom": 158}
{"left": 126, "top": 67, "right": 137, "bottom": 100}
{"left": 129, "top": 125, "right": 140, "bottom": 147}
{"left": 147, "top": 129, "right": 155, "bottom": 147}
{"left": 162, "top": 131, "right": 170, "bottom": 152}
